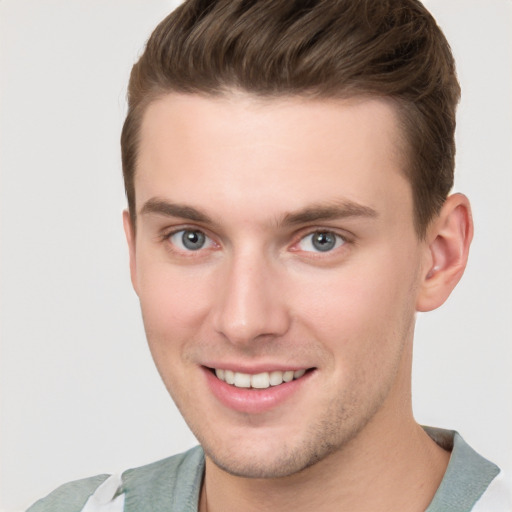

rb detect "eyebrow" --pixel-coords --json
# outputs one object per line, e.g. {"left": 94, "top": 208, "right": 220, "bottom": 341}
{"left": 139, "top": 197, "right": 378, "bottom": 226}
{"left": 282, "top": 201, "right": 378, "bottom": 225}
{"left": 140, "top": 198, "right": 213, "bottom": 223}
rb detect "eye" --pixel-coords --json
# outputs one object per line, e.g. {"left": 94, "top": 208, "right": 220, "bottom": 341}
{"left": 168, "top": 229, "right": 212, "bottom": 251}
{"left": 297, "top": 231, "right": 345, "bottom": 253}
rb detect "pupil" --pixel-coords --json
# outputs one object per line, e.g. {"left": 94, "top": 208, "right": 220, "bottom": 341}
{"left": 182, "top": 230, "right": 205, "bottom": 250}
{"left": 313, "top": 232, "right": 336, "bottom": 252}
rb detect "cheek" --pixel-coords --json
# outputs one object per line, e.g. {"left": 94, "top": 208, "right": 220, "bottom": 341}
{"left": 136, "top": 256, "right": 214, "bottom": 349}
{"left": 293, "top": 249, "right": 418, "bottom": 362}
{"left": 297, "top": 260, "right": 417, "bottom": 415}
{"left": 135, "top": 259, "right": 217, "bottom": 403}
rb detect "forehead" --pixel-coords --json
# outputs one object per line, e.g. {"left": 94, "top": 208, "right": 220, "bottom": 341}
{"left": 135, "top": 92, "right": 412, "bottom": 227}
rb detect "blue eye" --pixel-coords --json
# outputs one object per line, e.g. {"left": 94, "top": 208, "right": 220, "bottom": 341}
{"left": 298, "top": 231, "right": 345, "bottom": 252}
{"left": 169, "top": 229, "right": 210, "bottom": 251}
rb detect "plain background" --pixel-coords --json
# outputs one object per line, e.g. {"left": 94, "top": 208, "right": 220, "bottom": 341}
{"left": 1, "top": 1, "right": 511, "bottom": 510}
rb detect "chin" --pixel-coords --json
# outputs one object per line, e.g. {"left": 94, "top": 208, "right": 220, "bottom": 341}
{"left": 200, "top": 422, "right": 351, "bottom": 479}
{"left": 205, "top": 444, "right": 317, "bottom": 479}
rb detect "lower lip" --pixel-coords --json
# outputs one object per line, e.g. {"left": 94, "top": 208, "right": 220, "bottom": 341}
{"left": 203, "top": 367, "right": 314, "bottom": 414}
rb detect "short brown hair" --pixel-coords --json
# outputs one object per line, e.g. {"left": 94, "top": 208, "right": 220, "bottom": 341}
{"left": 121, "top": 0, "right": 460, "bottom": 237}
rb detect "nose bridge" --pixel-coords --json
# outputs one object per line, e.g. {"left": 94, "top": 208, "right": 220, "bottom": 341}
{"left": 212, "top": 245, "right": 289, "bottom": 345}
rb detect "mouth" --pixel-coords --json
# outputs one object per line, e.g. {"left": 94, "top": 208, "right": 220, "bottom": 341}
{"left": 203, "top": 365, "right": 316, "bottom": 413}
{"left": 210, "top": 367, "right": 311, "bottom": 389}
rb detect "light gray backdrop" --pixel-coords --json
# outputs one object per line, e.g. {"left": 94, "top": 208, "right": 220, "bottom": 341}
{"left": 1, "top": 1, "right": 511, "bottom": 510}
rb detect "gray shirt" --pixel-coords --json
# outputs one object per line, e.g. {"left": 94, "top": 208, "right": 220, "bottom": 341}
{"left": 27, "top": 427, "right": 501, "bottom": 512}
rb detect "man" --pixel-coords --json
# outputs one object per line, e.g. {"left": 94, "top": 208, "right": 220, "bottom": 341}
{"left": 27, "top": 1, "right": 507, "bottom": 511}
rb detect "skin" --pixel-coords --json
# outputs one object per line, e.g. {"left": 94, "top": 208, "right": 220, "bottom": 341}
{"left": 124, "top": 92, "right": 473, "bottom": 511}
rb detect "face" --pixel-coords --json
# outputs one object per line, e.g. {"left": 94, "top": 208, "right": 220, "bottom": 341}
{"left": 125, "top": 93, "right": 429, "bottom": 478}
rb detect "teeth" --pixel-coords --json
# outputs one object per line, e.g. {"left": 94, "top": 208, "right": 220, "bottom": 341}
{"left": 224, "top": 369, "right": 235, "bottom": 385}
{"left": 282, "top": 370, "right": 294, "bottom": 382}
{"left": 269, "top": 370, "right": 284, "bottom": 386}
{"left": 251, "top": 372, "right": 270, "bottom": 389}
{"left": 214, "top": 368, "right": 308, "bottom": 389}
{"left": 234, "top": 372, "right": 251, "bottom": 388}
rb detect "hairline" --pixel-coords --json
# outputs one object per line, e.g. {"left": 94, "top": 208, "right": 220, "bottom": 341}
{"left": 128, "top": 87, "right": 425, "bottom": 236}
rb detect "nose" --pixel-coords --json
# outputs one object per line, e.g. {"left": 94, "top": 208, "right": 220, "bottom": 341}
{"left": 211, "top": 250, "right": 291, "bottom": 346}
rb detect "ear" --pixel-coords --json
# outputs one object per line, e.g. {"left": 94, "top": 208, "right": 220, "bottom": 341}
{"left": 122, "top": 210, "right": 139, "bottom": 296}
{"left": 416, "top": 193, "right": 473, "bottom": 312}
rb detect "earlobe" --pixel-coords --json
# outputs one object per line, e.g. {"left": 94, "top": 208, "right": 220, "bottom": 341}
{"left": 122, "top": 210, "right": 139, "bottom": 296}
{"left": 416, "top": 194, "right": 473, "bottom": 312}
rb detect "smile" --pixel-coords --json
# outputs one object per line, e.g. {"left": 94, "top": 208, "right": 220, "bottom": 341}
{"left": 213, "top": 368, "right": 308, "bottom": 389}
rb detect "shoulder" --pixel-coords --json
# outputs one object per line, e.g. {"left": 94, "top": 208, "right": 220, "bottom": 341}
{"left": 26, "top": 474, "right": 111, "bottom": 512}
{"left": 121, "top": 445, "right": 204, "bottom": 511}
{"left": 424, "top": 427, "right": 506, "bottom": 512}
{"left": 26, "top": 446, "right": 205, "bottom": 512}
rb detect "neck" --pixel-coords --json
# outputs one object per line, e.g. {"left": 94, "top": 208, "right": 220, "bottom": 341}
{"left": 200, "top": 420, "right": 449, "bottom": 512}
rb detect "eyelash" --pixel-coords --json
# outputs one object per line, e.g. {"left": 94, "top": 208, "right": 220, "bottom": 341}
{"left": 160, "top": 226, "right": 351, "bottom": 257}
{"left": 293, "top": 230, "right": 347, "bottom": 254}
{"left": 160, "top": 227, "right": 217, "bottom": 256}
